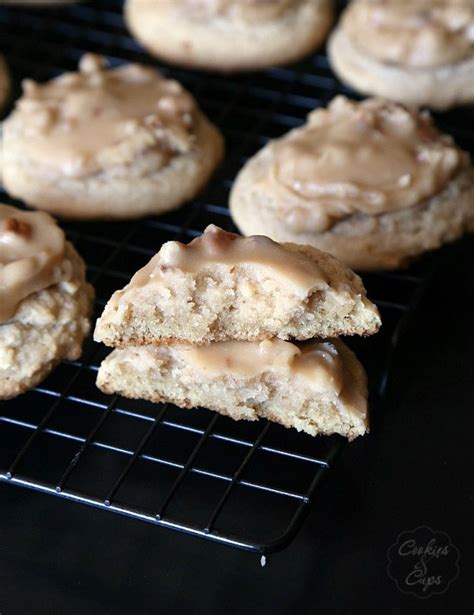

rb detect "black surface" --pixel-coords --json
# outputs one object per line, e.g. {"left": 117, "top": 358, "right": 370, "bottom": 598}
{"left": 0, "top": 1, "right": 472, "bottom": 613}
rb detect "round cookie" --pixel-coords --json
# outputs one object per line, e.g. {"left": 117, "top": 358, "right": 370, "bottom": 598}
{"left": 230, "top": 96, "right": 474, "bottom": 271}
{"left": 328, "top": 0, "right": 474, "bottom": 110}
{"left": 125, "top": 0, "right": 334, "bottom": 72}
{"left": 1, "top": 54, "right": 224, "bottom": 220}
{"left": 0, "top": 204, "right": 94, "bottom": 399}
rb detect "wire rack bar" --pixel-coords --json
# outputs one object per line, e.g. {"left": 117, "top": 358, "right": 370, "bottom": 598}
{"left": 204, "top": 422, "right": 272, "bottom": 533}
{"left": 103, "top": 404, "right": 168, "bottom": 506}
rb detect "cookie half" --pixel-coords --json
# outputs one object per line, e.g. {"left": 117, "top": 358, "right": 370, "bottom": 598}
{"left": 0, "top": 204, "right": 94, "bottom": 399}
{"left": 230, "top": 96, "right": 474, "bottom": 271}
{"left": 94, "top": 224, "right": 381, "bottom": 347}
{"left": 1, "top": 54, "right": 224, "bottom": 219}
{"left": 96, "top": 338, "right": 368, "bottom": 440}
{"left": 328, "top": 0, "right": 474, "bottom": 110}
{"left": 125, "top": 0, "right": 334, "bottom": 72}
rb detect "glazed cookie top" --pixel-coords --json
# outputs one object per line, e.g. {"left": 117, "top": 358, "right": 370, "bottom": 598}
{"left": 341, "top": 0, "right": 474, "bottom": 68}
{"left": 5, "top": 54, "right": 197, "bottom": 179}
{"left": 0, "top": 204, "right": 67, "bottom": 322}
{"left": 170, "top": 0, "right": 301, "bottom": 22}
{"left": 126, "top": 224, "right": 330, "bottom": 299}
{"left": 180, "top": 338, "right": 345, "bottom": 392}
{"left": 265, "top": 96, "right": 468, "bottom": 232}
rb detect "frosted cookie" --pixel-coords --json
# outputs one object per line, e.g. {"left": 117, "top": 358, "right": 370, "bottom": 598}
{"left": 94, "top": 224, "right": 380, "bottom": 347}
{"left": 230, "top": 96, "right": 474, "bottom": 271}
{"left": 0, "top": 1, "right": 77, "bottom": 5}
{"left": 328, "top": 0, "right": 474, "bottom": 110}
{"left": 125, "top": 0, "right": 334, "bottom": 72}
{"left": 96, "top": 338, "right": 368, "bottom": 440}
{"left": 0, "top": 54, "right": 10, "bottom": 111}
{"left": 1, "top": 54, "right": 224, "bottom": 219}
{"left": 0, "top": 204, "right": 94, "bottom": 399}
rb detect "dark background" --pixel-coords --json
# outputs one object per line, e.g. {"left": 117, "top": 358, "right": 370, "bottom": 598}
{"left": 0, "top": 2, "right": 473, "bottom": 613}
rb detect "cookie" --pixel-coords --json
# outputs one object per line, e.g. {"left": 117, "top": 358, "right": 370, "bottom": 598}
{"left": 96, "top": 338, "right": 368, "bottom": 440}
{"left": 0, "top": 204, "right": 94, "bottom": 399}
{"left": 125, "top": 0, "right": 334, "bottom": 72}
{"left": 230, "top": 96, "right": 474, "bottom": 271}
{"left": 94, "top": 224, "right": 380, "bottom": 347}
{"left": 1, "top": 54, "right": 224, "bottom": 219}
{"left": 328, "top": 0, "right": 474, "bottom": 110}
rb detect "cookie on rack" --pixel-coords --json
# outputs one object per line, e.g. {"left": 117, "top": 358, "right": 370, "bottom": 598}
{"left": 125, "top": 0, "right": 334, "bottom": 72}
{"left": 94, "top": 225, "right": 378, "bottom": 439}
{"left": 0, "top": 204, "right": 94, "bottom": 399}
{"left": 1, "top": 54, "right": 224, "bottom": 219}
{"left": 328, "top": 0, "right": 474, "bottom": 110}
{"left": 94, "top": 224, "right": 381, "bottom": 347}
{"left": 230, "top": 96, "right": 474, "bottom": 271}
{"left": 96, "top": 338, "right": 368, "bottom": 440}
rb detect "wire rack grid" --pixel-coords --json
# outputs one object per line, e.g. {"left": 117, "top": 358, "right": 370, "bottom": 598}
{"left": 0, "top": 0, "right": 464, "bottom": 555}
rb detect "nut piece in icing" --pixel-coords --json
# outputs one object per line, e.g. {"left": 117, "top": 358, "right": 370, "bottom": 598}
{"left": 230, "top": 97, "right": 474, "bottom": 270}
{"left": 94, "top": 224, "right": 381, "bottom": 347}
{"left": 96, "top": 338, "right": 369, "bottom": 440}
{"left": 125, "top": 0, "right": 334, "bottom": 72}
{"left": 0, "top": 203, "right": 94, "bottom": 400}
{"left": 1, "top": 54, "right": 224, "bottom": 220}
{"left": 328, "top": 0, "right": 474, "bottom": 110}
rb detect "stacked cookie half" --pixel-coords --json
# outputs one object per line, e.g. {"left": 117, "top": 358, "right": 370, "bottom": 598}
{"left": 94, "top": 225, "right": 381, "bottom": 440}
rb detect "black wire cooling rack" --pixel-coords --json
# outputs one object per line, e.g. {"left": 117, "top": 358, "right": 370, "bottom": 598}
{"left": 1, "top": 0, "right": 470, "bottom": 555}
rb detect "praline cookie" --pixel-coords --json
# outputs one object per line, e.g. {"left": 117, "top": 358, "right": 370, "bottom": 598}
{"left": 328, "top": 0, "right": 474, "bottom": 110}
{"left": 96, "top": 338, "right": 369, "bottom": 440}
{"left": 0, "top": 204, "right": 94, "bottom": 399}
{"left": 94, "top": 224, "right": 381, "bottom": 347}
{"left": 1, "top": 54, "right": 224, "bottom": 219}
{"left": 230, "top": 96, "right": 474, "bottom": 271}
{"left": 125, "top": 0, "right": 334, "bottom": 72}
